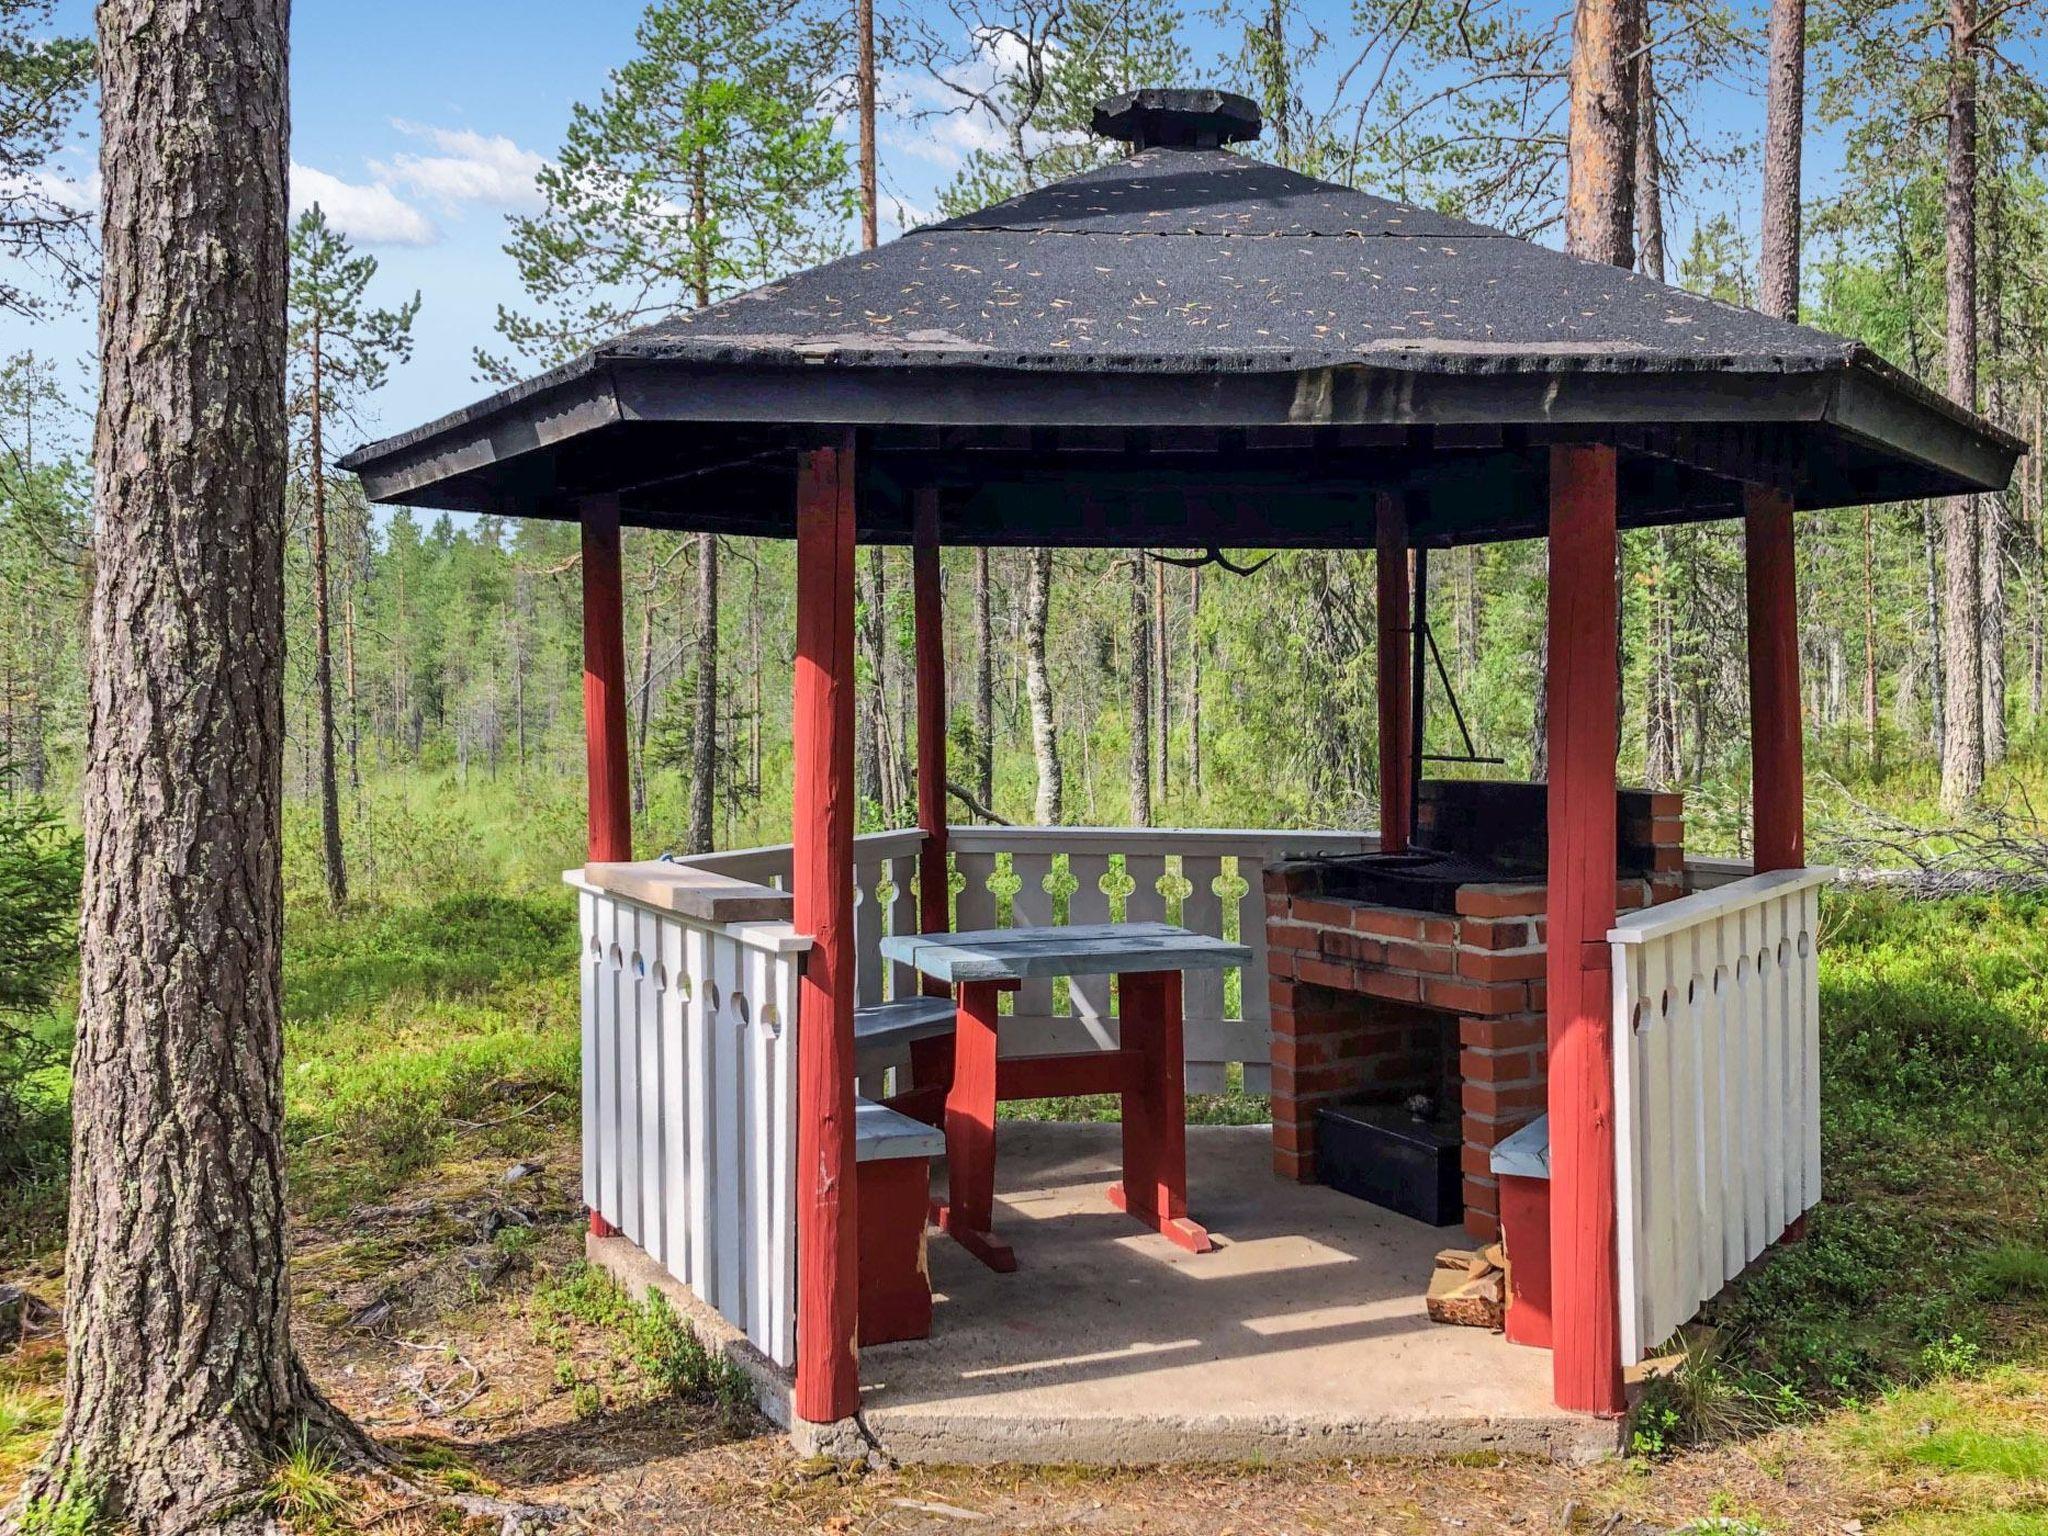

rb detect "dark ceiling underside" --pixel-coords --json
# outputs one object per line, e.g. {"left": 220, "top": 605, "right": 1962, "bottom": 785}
{"left": 344, "top": 355, "right": 2019, "bottom": 548}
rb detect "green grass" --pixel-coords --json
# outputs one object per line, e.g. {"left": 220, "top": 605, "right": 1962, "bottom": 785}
{"left": 261, "top": 1430, "right": 349, "bottom": 1528}
{"left": 281, "top": 891, "right": 579, "bottom": 1217}
{"left": 534, "top": 1261, "right": 753, "bottom": 1419}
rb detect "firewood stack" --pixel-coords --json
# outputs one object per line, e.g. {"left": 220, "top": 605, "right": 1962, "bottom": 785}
{"left": 1425, "top": 1245, "right": 1507, "bottom": 1330}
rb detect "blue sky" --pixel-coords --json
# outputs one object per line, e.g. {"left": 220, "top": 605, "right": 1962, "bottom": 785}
{"left": 6, "top": 0, "right": 2016, "bottom": 461}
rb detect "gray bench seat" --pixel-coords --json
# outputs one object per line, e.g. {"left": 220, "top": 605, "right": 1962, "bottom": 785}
{"left": 1489, "top": 1114, "right": 1550, "bottom": 1180}
{"left": 852, "top": 995, "right": 957, "bottom": 1052}
{"left": 855, "top": 1096, "right": 947, "bottom": 1163}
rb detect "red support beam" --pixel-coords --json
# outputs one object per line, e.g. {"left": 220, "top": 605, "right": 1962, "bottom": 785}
{"left": 1544, "top": 444, "right": 1626, "bottom": 1418}
{"left": 793, "top": 434, "right": 862, "bottom": 1425}
{"left": 1745, "top": 484, "right": 1805, "bottom": 873}
{"left": 580, "top": 494, "right": 632, "bottom": 864}
{"left": 912, "top": 488, "right": 950, "bottom": 987}
{"left": 1375, "top": 491, "right": 1412, "bottom": 853}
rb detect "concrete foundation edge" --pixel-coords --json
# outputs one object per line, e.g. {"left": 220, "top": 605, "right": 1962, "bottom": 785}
{"left": 587, "top": 1231, "right": 1620, "bottom": 1468}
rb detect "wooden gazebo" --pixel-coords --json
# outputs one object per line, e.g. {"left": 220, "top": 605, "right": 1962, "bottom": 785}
{"left": 344, "top": 90, "right": 2022, "bottom": 1443}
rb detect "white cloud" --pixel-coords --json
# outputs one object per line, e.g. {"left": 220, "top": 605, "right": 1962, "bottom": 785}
{"left": 290, "top": 162, "right": 439, "bottom": 247}
{"left": 372, "top": 121, "right": 547, "bottom": 214}
{"left": 19, "top": 167, "right": 97, "bottom": 214}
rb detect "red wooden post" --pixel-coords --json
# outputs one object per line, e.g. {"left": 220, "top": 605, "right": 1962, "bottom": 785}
{"left": 793, "top": 435, "right": 862, "bottom": 1425}
{"left": 1544, "top": 444, "right": 1626, "bottom": 1418}
{"left": 912, "top": 488, "right": 951, "bottom": 987}
{"left": 1745, "top": 484, "right": 1805, "bottom": 873}
{"left": 580, "top": 494, "right": 631, "bottom": 1241}
{"left": 1105, "top": 969, "right": 1211, "bottom": 1254}
{"left": 580, "top": 494, "right": 632, "bottom": 864}
{"left": 1376, "top": 491, "right": 1412, "bottom": 853}
{"left": 937, "top": 978, "right": 1018, "bottom": 1273}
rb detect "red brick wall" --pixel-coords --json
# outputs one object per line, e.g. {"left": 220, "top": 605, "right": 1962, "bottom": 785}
{"left": 1264, "top": 790, "right": 1685, "bottom": 1242}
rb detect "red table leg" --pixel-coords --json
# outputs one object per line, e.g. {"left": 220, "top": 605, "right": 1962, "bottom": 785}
{"left": 935, "top": 978, "right": 1016, "bottom": 1272}
{"left": 1107, "top": 969, "right": 1211, "bottom": 1254}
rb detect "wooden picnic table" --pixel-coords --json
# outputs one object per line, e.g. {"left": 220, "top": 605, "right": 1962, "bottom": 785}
{"left": 878, "top": 921, "right": 1252, "bottom": 1272}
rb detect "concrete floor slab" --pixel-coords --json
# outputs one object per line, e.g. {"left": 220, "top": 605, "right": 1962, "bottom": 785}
{"left": 857, "top": 1122, "right": 1619, "bottom": 1465}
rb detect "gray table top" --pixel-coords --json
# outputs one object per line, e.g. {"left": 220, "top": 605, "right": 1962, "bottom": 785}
{"left": 879, "top": 921, "right": 1254, "bottom": 984}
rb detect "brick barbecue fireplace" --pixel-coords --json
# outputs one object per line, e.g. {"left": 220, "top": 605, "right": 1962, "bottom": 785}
{"left": 1265, "top": 781, "right": 1685, "bottom": 1240}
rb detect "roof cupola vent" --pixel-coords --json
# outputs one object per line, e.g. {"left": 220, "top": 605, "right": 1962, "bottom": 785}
{"left": 1091, "top": 88, "right": 1262, "bottom": 151}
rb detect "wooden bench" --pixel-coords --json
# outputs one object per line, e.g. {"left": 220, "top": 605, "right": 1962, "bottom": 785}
{"left": 855, "top": 1095, "right": 946, "bottom": 1345}
{"left": 855, "top": 996, "right": 957, "bottom": 1126}
{"left": 1489, "top": 1114, "right": 1551, "bottom": 1349}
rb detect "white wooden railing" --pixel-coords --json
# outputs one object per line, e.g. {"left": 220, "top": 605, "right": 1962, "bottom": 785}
{"left": 1609, "top": 866, "right": 1832, "bottom": 1364}
{"left": 567, "top": 872, "right": 808, "bottom": 1368}
{"left": 677, "top": 825, "right": 1378, "bottom": 1094}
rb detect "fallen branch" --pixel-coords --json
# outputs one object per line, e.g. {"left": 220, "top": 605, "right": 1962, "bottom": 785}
{"left": 1820, "top": 780, "right": 2048, "bottom": 900}
{"left": 946, "top": 781, "right": 1011, "bottom": 826}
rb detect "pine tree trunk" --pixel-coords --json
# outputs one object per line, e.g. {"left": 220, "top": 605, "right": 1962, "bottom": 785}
{"left": 1187, "top": 565, "right": 1202, "bottom": 801}
{"left": 1924, "top": 501, "right": 1946, "bottom": 754}
{"left": 1564, "top": 0, "right": 1641, "bottom": 267}
{"left": 856, "top": 0, "right": 877, "bottom": 250}
{"left": 1633, "top": 37, "right": 1664, "bottom": 283}
{"left": 1981, "top": 183, "right": 2006, "bottom": 764}
{"left": 344, "top": 589, "right": 362, "bottom": 797}
{"left": 1128, "top": 555, "right": 1152, "bottom": 826}
{"left": 1759, "top": 0, "right": 1804, "bottom": 321}
{"left": 632, "top": 587, "right": 654, "bottom": 816}
{"left": 14, "top": 0, "right": 368, "bottom": 1525}
{"left": 687, "top": 531, "right": 717, "bottom": 853}
{"left": 1154, "top": 556, "right": 1168, "bottom": 808}
{"left": 1939, "top": 0, "right": 1984, "bottom": 812}
{"left": 1864, "top": 506, "right": 1881, "bottom": 764}
{"left": 309, "top": 325, "right": 347, "bottom": 909}
{"left": 974, "top": 549, "right": 994, "bottom": 809}
{"left": 2031, "top": 388, "right": 2045, "bottom": 723}
{"left": 1025, "top": 547, "right": 1061, "bottom": 824}
{"left": 856, "top": 547, "right": 882, "bottom": 813}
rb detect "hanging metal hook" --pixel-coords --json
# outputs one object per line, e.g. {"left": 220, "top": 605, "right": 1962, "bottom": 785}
{"left": 1146, "top": 547, "right": 1275, "bottom": 577}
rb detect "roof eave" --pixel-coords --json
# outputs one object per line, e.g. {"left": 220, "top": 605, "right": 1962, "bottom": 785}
{"left": 340, "top": 351, "right": 2022, "bottom": 514}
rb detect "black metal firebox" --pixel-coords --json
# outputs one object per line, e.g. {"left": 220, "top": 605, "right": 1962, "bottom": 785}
{"left": 1317, "top": 1099, "right": 1464, "bottom": 1227}
{"left": 1296, "top": 779, "right": 1662, "bottom": 913}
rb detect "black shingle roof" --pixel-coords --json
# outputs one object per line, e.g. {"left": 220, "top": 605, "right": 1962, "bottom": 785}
{"left": 339, "top": 93, "right": 2021, "bottom": 536}
{"left": 607, "top": 147, "right": 1859, "bottom": 379}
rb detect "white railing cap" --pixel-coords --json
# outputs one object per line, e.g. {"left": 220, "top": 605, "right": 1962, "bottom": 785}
{"left": 1608, "top": 865, "right": 1836, "bottom": 946}
{"left": 946, "top": 824, "right": 1379, "bottom": 857}
{"left": 563, "top": 869, "right": 814, "bottom": 955}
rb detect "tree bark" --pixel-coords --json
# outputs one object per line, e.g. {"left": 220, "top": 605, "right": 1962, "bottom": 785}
{"left": 1187, "top": 565, "right": 1202, "bottom": 801}
{"left": 1633, "top": 34, "right": 1664, "bottom": 284}
{"left": 1759, "top": 0, "right": 1804, "bottom": 321}
{"left": 1025, "top": 547, "right": 1061, "bottom": 824}
{"left": 1128, "top": 554, "right": 1152, "bottom": 826}
{"left": 1981, "top": 177, "right": 2006, "bottom": 764}
{"left": 632, "top": 581, "right": 654, "bottom": 816}
{"left": 687, "top": 531, "right": 718, "bottom": 853}
{"left": 1864, "top": 506, "right": 1881, "bottom": 764}
{"left": 1153, "top": 554, "right": 1169, "bottom": 808}
{"left": 973, "top": 548, "right": 994, "bottom": 810}
{"left": 308, "top": 321, "right": 347, "bottom": 909}
{"left": 13, "top": 0, "right": 370, "bottom": 1526}
{"left": 2032, "top": 387, "right": 2045, "bottom": 723}
{"left": 1939, "top": 0, "right": 1984, "bottom": 812}
{"left": 1564, "top": 0, "right": 1640, "bottom": 267}
{"left": 1924, "top": 500, "right": 1946, "bottom": 756}
{"left": 857, "top": 0, "right": 877, "bottom": 250}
